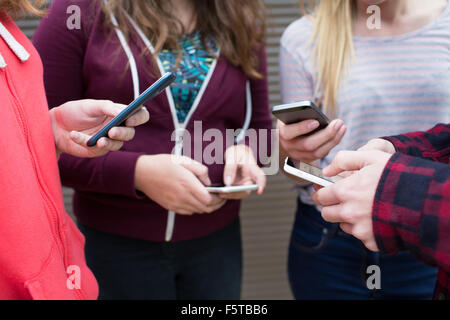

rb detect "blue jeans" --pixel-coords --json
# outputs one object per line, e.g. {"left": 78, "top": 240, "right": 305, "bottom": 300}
{"left": 78, "top": 218, "right": 242, "bottom": 300}
{"left": 288, "top": 199, "right": 438, "bottom": 300}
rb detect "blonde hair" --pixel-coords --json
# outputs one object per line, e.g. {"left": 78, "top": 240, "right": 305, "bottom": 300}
{"left": 301, "top": 0, "right": 356, "bottom": 116}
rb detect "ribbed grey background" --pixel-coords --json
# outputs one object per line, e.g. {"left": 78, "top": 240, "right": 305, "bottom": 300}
{"left": 16, "top": 0, "right": 301, "bottom": 300}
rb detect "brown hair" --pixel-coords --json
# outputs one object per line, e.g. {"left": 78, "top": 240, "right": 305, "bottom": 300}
{"left": 0, "top": 0, "right": 45, "bottom": 17}
{"left": 102, "top": 0, "right": 266, "bottom": 79}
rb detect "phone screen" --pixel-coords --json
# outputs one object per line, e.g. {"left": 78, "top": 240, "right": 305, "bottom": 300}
{"left": 288, "top": 159, "right": 342, "bottom": 184}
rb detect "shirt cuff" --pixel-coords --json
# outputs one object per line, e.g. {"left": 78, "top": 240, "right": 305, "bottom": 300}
{"left": 372, "top": 153, "right": 416, "bottom": 254}
{"left": 102, "top": 150, "right": 146, "bottom": 199}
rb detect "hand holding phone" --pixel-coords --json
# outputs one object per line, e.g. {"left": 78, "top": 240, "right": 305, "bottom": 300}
{"left": 284, "top": 158, "right": 343, "bottom": 187}
{"left": 87, "top": 72, "right": 176, "bottom": 147}
{"left": 274, "top": 100, "right": 347, "bottom": 163}
{"left": 272, "top": 101, "right": 330, "bottom": 133}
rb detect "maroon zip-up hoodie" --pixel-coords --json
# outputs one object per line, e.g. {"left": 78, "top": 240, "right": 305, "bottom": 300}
{"left": 33, "top": 0, "right": 272, "bottom": 242}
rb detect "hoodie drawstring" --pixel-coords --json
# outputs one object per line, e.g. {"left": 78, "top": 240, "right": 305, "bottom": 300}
{"left": 0, "top": 21, "right": 30, "bottom": 69}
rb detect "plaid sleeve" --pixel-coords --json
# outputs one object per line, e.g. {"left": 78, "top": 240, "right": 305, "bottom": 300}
{"left": 372, "top": 152, "right": 450, "bottom": 274}
{"left": 382, "top": 123, "right": 450, "bottom": 164}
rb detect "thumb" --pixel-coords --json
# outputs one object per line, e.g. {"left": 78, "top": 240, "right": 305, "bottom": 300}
{"left": 178, "top": 157, "right": 211, "bottom": 186}
{"left": 323, "top": 151, "right": 377, "bottom": 177}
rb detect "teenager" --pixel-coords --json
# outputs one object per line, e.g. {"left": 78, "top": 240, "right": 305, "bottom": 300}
{"left": 279, "top": 0, "right": 450, "bottom": 299}
{"left": 313, "top": 123, "right": 450, "bottom": 300}
{"left": 0, "top": 0, "right": 149, "bottom": 299}
{"left": 34, "top": 0, "right": 271, "bottom": 299}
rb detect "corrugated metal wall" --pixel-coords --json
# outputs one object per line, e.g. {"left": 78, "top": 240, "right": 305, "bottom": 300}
{"left": 16, "top": 0, "right": 301, "bottom": 300}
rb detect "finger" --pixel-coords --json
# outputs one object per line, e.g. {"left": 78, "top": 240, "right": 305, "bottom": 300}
{"left": 70, "top": 130, "right": 90, "bottom": 146}
{"left": 279, "top": 119, "right": 321, "bottom": 141}
{"left": 175, "top": 192, "right": 211, "bottom": 214}
{"left": 248, "top": 165, "right": 266, "bottom": 194}
{"left": 174, "top": 208, "right": 195, "bottom": 216}
{"left": 313, "top": 184, "right": 323, "bottom": 192}
{"left": 224, "top": 150, "right": 241, "bottom": 186}
{"left": 322, "top": 151, "right": 374, "bottom": 177}
{"left": 108, "top": 127, "right": 136, "bottom": 142}
{"left": 308, "top": 125, "right": 346, "bottom": 159}
{"left": 364, "top": 240, "right": 380, "bottom": 252}
{"left": 293, "top": 119, "right": 344, "bottom": 153}
{"left": 179, "top": 157, "right": 211, "bottom": 186}
{"left": 205, "top": 199, "right": 227, "bottom": 213}
{"left": 70, "top": 131, "right": 123, "bottom": 152}
{"left": 312, "top": 186, "right": 340, "bottom": 207}
{"left": 125, "top": 107, "right": 150, "bottom": 127}
{"left": 209, "top": 194, "right": 227, "bottom": 206}
{"left": 320, "top": 204, "right": 345, "bottom": 223}
{"left": 68, "top": 131, "right": 107, "bottom": 157}
{"left": 184, "top": 172, "right": 213, "bottom": 206}
{"left": 82, "top": 100, "right": 125, "bottom": 118}
{"left": 339, "top": 222, "right": 353, "bottom": 235}
{"left": 186, "top": 191, "right": 213, "bottom": 214}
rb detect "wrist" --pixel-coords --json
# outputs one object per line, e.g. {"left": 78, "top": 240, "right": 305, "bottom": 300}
{"left": 135, "top": 154, "right": 158, "bottom": 191}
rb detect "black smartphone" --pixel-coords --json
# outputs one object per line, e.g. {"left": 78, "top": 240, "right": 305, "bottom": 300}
{"left": 86, "top": 72, "right": 176, "bottom": 147}
{"left": 272, "top": 101, "right": 329, "bottom": 134}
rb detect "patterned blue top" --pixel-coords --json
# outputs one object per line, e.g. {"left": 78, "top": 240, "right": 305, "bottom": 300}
{"left": 159, "top": 32, "right": 218, "bottom": 123}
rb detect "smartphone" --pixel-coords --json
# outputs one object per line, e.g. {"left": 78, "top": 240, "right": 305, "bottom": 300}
{"left": 205, "top": 184, "right": 259, "bottom": 194}
{"left": 272, "top": 101, "right": 329, "bottom": 134}
{"left": 284, "top": 157, "right": 342, "bottom": 187}
{"left": 86, "top": 72, "right": 176, "bottom": 147}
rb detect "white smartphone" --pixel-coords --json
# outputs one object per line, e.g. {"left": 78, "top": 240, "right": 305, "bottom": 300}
{"left": 283, "top": 158, "right": 343, "bottom": 187}
{"left": 206, "top": 184, "right": 259, "bottom": 194}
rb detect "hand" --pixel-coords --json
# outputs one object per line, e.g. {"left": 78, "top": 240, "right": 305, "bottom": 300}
{"left": 358, "top": 138, "right": 396, "bottom": 154}
{"left": 311, "top": 138, "right": 394, "bottom": 190}
{"left": 50, "top": 99, "right": 150, "bottom": 158}
{"left": 220, "top": 145, "right": 266, "bottom": 200}
{"left": 277, "top": 118, "right": 347, "bottom": 162}
{"left": 135, "top": 154, "right": 226, "bottom": 215}
{"left": 312, "top": 150, "right": 393, "bottom": 252}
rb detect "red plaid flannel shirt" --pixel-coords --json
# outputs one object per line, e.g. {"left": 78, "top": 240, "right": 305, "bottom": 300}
{"left": 373, "top": 123, "right": 450, "bottom": 300}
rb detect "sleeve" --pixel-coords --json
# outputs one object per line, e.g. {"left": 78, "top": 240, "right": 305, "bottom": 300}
{"left": 372, "top": 152, "right": 450, "bottom": 273}
{"left": 33, "top": 0, "right": 145, "bottom": 198}
{"left": 382, "top": 123, "right": 450, "bottom": 164}
{"left": 279, "top": 35, "right": 314, "bottom": 104}
{"left": 245, "top": 45, "right": 273, "bottom": 166}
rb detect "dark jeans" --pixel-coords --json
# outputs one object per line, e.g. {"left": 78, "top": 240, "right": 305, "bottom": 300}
{"left": 288, "top": 199, "right": 438, "bottom": 300}
{"left": 78, "top": 218, "right": 242, "bottom": 300}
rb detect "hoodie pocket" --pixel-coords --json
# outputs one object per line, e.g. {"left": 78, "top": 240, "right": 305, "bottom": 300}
{"left": 24, "top": 244, "right": 80, "bottom": 300}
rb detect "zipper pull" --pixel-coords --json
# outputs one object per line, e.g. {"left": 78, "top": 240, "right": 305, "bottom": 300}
{"left": 174, "top": 128, "right": 186, "bottom": 155}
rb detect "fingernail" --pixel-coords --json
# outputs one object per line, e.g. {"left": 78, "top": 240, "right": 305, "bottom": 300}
{"left": 333, "top": 120, "right": 343, "bottom": 131}
{"left": 99, "top": 138, "right": 108, "bottom": 148}
{"left": 308, "top": 120, "right": 320, "bottom": 130}
{"left": 71, "top": 131, "right": 81, "bottom": 142}
{"left": 225, "top": 176, "right": 232, "bottom": 186}
{"left": 338, "top": 125, "right": 346, "bottom": 136}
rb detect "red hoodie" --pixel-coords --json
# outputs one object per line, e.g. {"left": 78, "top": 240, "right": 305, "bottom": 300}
{"left": 0, "top": 12, "right": 98, "bottom": 300}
